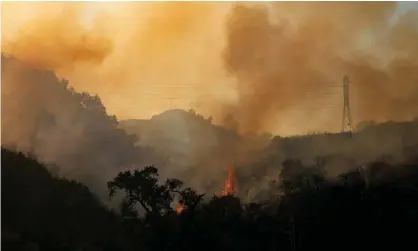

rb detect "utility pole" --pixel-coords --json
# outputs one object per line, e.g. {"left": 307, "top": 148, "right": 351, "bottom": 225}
{"left": 164, "top": 97, "right": 178, "bottom": 109}
{"left": 341, "top": 74, "right": 353, "bottom": 133}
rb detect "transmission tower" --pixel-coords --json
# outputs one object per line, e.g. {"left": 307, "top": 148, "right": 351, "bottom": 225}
{"left": 341, "top": 74, "right": 353, "bottom": 133}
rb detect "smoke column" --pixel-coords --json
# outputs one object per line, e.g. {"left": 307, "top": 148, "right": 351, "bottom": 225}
{"left": 222, "top": 2, "right": 418, "bottom": 133}
{"left": 2, "top": 2, "right": 418, "bottom": 135}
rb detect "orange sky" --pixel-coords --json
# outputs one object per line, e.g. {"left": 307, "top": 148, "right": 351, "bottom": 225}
{"left": 1, "top": 1, "right": 237, "bottom": 122}
{"left": 2, "top": 2, "right": 418, "bottom": 135}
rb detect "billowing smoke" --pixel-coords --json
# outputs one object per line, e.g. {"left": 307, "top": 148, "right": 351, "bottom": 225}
{"left": 1, "top": 2, "right": 236, "bottom": 126}
{"left": 222, "top": 2, "right": 418, "bottom": 133}
{"left": 2, "top": 2, "right": 418, "bottom": 134}
{"left": 1, "top": 1, "right": 235, "bottom": 198}
{"left": 219, "top": 2, "right": 418, "bottom": 200}
{"left": 2, "top": 2, "right": 418, "bottom": 203}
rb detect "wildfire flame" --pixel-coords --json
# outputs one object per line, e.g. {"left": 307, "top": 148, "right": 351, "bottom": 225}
{"left": 221, "top": 168, "right": 235, "bottom": 196}
{"left": 176, "top": 204, "right": 184, "bottom": 214}
{"left": 176, "top": 168, "right": 236, "bottom": 213}
{"left": 223, "top": 169, "right": 234, "bottom": 195}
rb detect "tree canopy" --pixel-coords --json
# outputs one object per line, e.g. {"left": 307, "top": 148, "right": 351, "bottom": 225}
{"left": 3, "top": 147, "right": 418, "bottom": 251}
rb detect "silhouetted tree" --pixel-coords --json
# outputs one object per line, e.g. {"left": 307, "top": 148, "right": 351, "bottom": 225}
{"left": 107, "top": 166, "right": 204, "bottom": 216}
{"left": 4, "top": 145, "right": 418, "bottom": 251}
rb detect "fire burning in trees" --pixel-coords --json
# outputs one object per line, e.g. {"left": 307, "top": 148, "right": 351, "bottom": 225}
{"left": 221, "top": 168, "right": 236, "bottom": 196}
{"left": 176, "top": 203, "right": 184, "bottom": 214}
{"left": 176, "top": 168, "right": 237, "bottom": 213}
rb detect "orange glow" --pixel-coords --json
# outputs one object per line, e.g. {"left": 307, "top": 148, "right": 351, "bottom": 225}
{"left": 221, "top": 168, "right": 235, "bottom": 196}
{"left": 176, "top": 204, "right": 184, "bottom": 214}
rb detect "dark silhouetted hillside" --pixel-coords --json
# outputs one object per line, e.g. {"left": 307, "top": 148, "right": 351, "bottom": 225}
{"left": 1, "top": 148, "right": 120, "bottom": 251}
{"left": 1, "top": 55, "right": 164, "bottom": 200}
{"left": 236, "top": 119, "right": 418, "bottom": 201}
{"left": 119, "top": 109, "right": 271, "bottom": 194}
{"left": 3, "top": 147, "right": 418, "bottom": 251}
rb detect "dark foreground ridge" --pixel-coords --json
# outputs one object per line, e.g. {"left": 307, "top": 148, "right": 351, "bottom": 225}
{"left": 2, "top": 147, "right": 418, "bottom": 251}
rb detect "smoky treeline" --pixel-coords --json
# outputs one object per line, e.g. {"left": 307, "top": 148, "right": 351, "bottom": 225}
{"left": 3, "top": 44, "right": 418, "bottom": 251}
{"left": 2, "top": 3, "right": 418, "bottom": 200}
{"left": 3, "top": 2, "right": 418, "bottom": 249}
{"left": 237, "top": 120, "right": 418, "bottom": 202}
{"left": 1, "top": 54, "right": 268, "bottom": 200}
{"left": 1, "top": 55, "right": 164, "bottom": 200}
{"left": 3, "top": 147, "right": 418, "bottom": 251}
{"left": 2, "top": 54, "right": 418, "bottom": 204}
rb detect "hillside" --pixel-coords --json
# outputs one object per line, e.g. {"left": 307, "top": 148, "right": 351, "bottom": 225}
{"left": 121, "top": 109, "right": 226, "bottom": 166}
{"left": 119, "top": 106, "right": 418, "bottom": 201}
{"left": 119, "top": 109, "right": 271, "bottom": 193}
{"left": 1, "top": 148, "right": 120, "bottom": 251}
{"left": 1, "top": 55, "right": 163, "bottom": 200}
{"left": 1, "top": 55, "right": 269, "bottom": 197}
{"left": 4, "top": 147, "right": 418, "bottom": 251}
{"left": 4, "top": 54, "right": 418, "bottom": 202}
{"left": 120, "top": 110, "right": 418, "bottom": 200}
{"left": 237, "top": 119, "right": 418, "bottom": 201}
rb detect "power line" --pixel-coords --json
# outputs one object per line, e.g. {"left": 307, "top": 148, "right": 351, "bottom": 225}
{"left": 132, "top": 79, "right": 353, "bottom": 117}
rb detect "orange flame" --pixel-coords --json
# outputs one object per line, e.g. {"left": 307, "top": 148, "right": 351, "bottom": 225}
{"left": 176, "top": 204, "right": 184, "bottom": 214}
{"left": 221, "top": 168, "right": 235, "bottom": 196}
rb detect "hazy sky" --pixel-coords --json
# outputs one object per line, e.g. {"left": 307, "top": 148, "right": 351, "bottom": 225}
{"left": 396, "top": 1, "right": 418, "bottom": 13}
{"left": 2, "top": 1, "right": 418, "bottom": 135}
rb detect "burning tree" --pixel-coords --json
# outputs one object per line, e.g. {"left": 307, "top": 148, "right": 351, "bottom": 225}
{"left": 220, "top": 168, "right": 238, "bottom": 196}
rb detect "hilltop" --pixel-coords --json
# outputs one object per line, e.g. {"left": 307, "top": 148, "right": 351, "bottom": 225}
{"left": 3, "top": 54, "right": 418, "bottom": 202}
{"left": 119, "top": 109, "right": 271, "bottom": 193}
{"left": 1, "top": 54, "right": 163, "bottom": 200}
{"left": 236, "top": 119, "right": 418, "bottom": 201}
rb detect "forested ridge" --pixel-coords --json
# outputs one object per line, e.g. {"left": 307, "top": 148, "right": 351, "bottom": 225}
{"left": 3, "top": 147, "right": 418, "bottom": 251}
{"left": 3, "top": 2, "right": 418, "bottom": 250}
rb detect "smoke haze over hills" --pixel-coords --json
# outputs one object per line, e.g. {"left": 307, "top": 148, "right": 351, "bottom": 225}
{"left": 3, "top": 3, "right": 418, "bottom": 250}
{"left": 2, "top": 2, "right": 418, "bottom": 204}
{"left": 2, "top": 53, "right": 418, "bottom": 204}
{"left": 1, "top": 55, "right": 267, "bottom": 198}
{"left": 2, "top": 2, "right": 418, "bottom": 135}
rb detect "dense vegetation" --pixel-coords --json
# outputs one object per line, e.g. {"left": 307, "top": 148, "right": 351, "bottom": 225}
{"left": 3, "top": 147, "right": 418, "bottom": 251}
{"left": 1, "top": 55, "right": 164, "bottom": 199}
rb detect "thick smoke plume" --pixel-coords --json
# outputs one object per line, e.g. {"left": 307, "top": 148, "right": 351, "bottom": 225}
{"left": 1, "top": 2, "right": 115, "bottom": 71}
{"left": 223, "top": 2, "right": 418, "bottom": 133}
{"left": 2, "top": 2, "right": 418, "bottom": 204}
{"left": 1, "top": 2, "right": 235, "bottom": 128}
{"left": 2, "top": 2, "right": 418, "bottom": 134}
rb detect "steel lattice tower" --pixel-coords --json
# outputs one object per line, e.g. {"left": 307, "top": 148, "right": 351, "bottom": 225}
{"left": 341, "top": 74, "right": 353, "bottom": 133}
